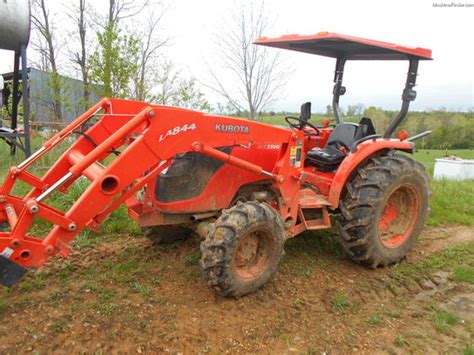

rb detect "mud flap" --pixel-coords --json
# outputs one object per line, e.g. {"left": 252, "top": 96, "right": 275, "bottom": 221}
{"left": 0, "top": 255, "right": 27, "bottom": 287}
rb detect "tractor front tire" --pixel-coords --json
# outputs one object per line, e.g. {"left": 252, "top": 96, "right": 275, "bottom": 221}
{"left": 200, "top": 201, "right": 285, "bottom": 297}
{"left": 142, "top": 225, "right": 191, "bottom": 245}
{"left": 337, "top": 153, "right": 429, "bottom": 268}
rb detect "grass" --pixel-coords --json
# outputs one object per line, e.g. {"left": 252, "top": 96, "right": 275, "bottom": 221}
{"left": 50, "top": 320, "right": 67, "bottom": 335}
{"left": 0, "top": 137, "right": 140, "bottom": 239}
{"left": 411, "top": 149, "right": 474, "bottom": 226}
{"left": 453, "top": 267, "right": 474, "bottom": 284}
{"left": 465, "top": 345, "right": 474, "bottom": 355}
{"left": 0, "top": 298, "right": 6, "bottom": 313}
{"left": 184, "top": 253, "right": 200, "bottom": 267}
{"left": 428, "top": 179, "right": 474, "bottom": 226}
{"left": 17, "top": 272, "right": 47, "bottom": 291}
{"left": 384, "top": 309, "right": 401, "bottom": 319}
{"left": 331, "top": 292, "right": 350, "bottom": 312}
{"left": 431, "top": 309, "right": 463, "bottom": 334}
{"left": 368, "top": 315, "right": 384, "bottom": 326}
{"left": 280, "top": 230, "right": 343, "bottom": 277}
{"left": 422, "top": 242, "right": 474, "bottom": 270}
{"left": 392, "top": 241, "right": 474, "bottom": 281}
{"left": 412, "top": 149, "right": 474, "bottom": 176}
{"left": 394, "top": 335, "right": 408, "bottom": 347}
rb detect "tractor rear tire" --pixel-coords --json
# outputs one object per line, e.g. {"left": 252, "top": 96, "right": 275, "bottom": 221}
{"left": 200, "top": 201, "right": 285, "bottom": 297}
{"left": 142, "top": 225, "right": 191, "bottom": 245}
{"left": 337, "top": 152, "right": 429, "bottom": 268}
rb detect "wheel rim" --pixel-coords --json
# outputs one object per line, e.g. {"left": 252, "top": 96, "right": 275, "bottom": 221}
{"left": 233, "top": 229, "right": 274, "bottom": 280}
{"left": 378, "top": 183, "right": 419, "bottom": 248}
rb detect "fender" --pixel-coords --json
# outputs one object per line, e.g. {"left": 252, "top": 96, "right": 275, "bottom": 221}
{"left": 327, "top": 139, "right": 415, "bottom": 208}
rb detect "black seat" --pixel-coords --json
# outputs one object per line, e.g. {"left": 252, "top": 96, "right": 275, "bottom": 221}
{"left": 306, "top": 117, "right": 376, "bottom": 171}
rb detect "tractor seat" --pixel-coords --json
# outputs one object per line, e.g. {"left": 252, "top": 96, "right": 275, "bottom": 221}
{"left": 306, "top": 117, "right": 376, "bottom": 171}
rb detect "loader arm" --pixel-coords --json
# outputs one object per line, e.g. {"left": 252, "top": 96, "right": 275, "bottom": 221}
{"left": 0, "top": 98, "right": 298, "bottom": 286}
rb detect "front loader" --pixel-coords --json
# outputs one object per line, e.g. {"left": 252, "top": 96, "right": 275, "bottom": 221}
{"left": 0, "top": 32, "right": 432, "bottom": 297}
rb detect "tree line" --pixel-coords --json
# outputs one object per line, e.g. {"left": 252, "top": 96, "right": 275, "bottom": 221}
{"left": 25, "top": 0, "right": 285, "bottom": 122}
{"left": 380, "top": 108, "right": 474, "bottom": 149}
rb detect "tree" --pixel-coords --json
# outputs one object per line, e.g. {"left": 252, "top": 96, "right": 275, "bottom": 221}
{"left": 88, "top": 24, "right": 139, "bottom": 98}
{"left": 31, "top": 0, "right": 63, "bottom": 121}
{"left": 68, "top": 0, "right": 90, "bottom": 110}
{"left": 364, "top": 107, "right": 391, "bottom": 132}
{"left": 325, "top": 105, "right": 333, "bottom": 115}
{"left": 154, "top": 60, "right": 179, "bottom": 105}
{"left": 209, "top": 2, "right": 286, "bottom": 119}
{"left": 133, "top": 10, "right": 169, "bottom": 101}
{"left": 346, "top": 105, "right": 357, "bottom": 117}
{"left": 172, "top": 77, "right": 210, "bottom": 112}
{"left": 88, "top": 0, "right": 150, "bottom": 99}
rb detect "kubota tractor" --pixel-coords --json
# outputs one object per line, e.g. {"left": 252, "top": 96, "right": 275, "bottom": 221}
{"left": 0, "top": 32, "right": 432, "bottom": 297}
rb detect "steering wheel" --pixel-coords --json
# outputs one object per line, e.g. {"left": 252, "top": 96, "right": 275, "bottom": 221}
{"left": 285, "top": 116, "right": 320, "bottom": 135}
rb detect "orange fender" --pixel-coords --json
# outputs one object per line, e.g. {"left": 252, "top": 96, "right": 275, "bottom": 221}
{"left": 327, "top": 139, "right": 414, "bottom": 208}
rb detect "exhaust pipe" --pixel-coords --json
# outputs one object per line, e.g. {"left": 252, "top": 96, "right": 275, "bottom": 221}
{"left": 190, "top": 211, "right": 217, "bottom": 222}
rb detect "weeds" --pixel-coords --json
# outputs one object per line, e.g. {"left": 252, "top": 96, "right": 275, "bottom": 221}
{"left": 156, "top": 295, "right": 167, "bottom": 305}
{"left": 428, "top": 179, "right": 474, "bottom": 226}
{"left": 331, "top": 292, "right": 350, "bottom": 312}
{"left": 453, "top": 267, "right": 474, "bottom": 284}
{"left": 431, "top": 309, "right": 462, "bottom": 334}
{"left": 74, "top": 230, "right": 102, "bottom": 249}
{"left": 50, "top": 320, "right": 66, "bottom": 335}
{"left": 280, "top": 231, "right": 342, "bottom": 277}
{"left": 185, "top": 253, "right": 200, "bottom": 267}
{"left": 97, "top": 303, "right": 120, "bottom": 316}
{"left": 116, "top": 259, "right": 139, "bottom": 274}
{"left": 18, "top": 273, "right": 47, "bottom": 291}
{"left": 368, "top": 316, "right": 384, "bottom": 326}
{"left": 384, "top": 309, "right": 401, "bottom": 319}
{"left": 130, "top": 281, "right": 151, "bottom": 299}
{"left": 98, "top": 288, "right": 118, "bottom": 302}
{"left": 392, "top": 242, "right": 474, "bottom": 280}
{"left": 395, "top": 335, "right": 408, "bottom": 347}
{"left": 293, "top": 298, "right": 305, "bottom": 307}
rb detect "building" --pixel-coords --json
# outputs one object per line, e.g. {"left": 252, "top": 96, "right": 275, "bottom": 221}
{"left": 1, "top": 67, "right": 101, "bottom": 125}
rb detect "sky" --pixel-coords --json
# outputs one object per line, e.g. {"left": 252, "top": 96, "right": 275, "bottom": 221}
{"left": 1, "top": 0, "right": 473, "bottom": 112}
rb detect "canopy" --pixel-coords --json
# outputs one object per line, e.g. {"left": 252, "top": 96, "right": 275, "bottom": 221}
{"left": 255, "top": 32, "right": 432, "bottom": 60}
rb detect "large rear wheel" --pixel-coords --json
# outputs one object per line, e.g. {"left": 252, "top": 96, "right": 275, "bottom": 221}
{"left": 337, "top": 153, "right": 429, "bottom": 267}
{"left": 200, "top": 201, "right": 285, "bottom": 297}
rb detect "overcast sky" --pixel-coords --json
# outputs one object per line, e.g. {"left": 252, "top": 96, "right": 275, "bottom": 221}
{"left": 1, "top": 0, "right": 473, "bottom": 112}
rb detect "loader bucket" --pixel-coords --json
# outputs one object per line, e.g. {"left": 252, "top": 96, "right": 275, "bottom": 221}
{"left": 0, "top": 254, "right": 27, "bottom": 286}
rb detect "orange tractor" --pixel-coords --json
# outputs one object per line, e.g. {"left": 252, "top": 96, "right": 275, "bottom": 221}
{"left": 0, "top": 33, "right": 432, "bottom": 297}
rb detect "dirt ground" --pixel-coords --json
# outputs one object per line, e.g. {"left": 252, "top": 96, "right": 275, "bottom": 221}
{"left": 0, "top": 225, "right": 472, "bottom": 354}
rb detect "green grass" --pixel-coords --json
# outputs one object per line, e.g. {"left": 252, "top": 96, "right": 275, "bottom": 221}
{"left": 0, "top": 298, "right": 6, "bottom": 313}
{"left": 184, "top": 253, "right": 200, "bottom": 267}
{"left": 257, "top": 114, "right": 330, "bottom": 126}
{"left": 395, "top": 335, "right": 408, "bottom": 347}
{"left": 411, "top": 149, "right": 474, "bottom": 226}
{"left": 331, "top": 292, "right": 350, "bottom": 312}
{"left": 465, "top": 345, "right": 474, "bottom": 355}
{"left": 428, "top": 179, "right": 474, "bottom": 226}
{"left": 431, "top": 309, "right": 462, "bottom": 334}
{"left": 280, "top": 230, "right": 343, "bottom": 277}
{"left": 392, "top": 241, "right": 474, "bottom": 287}
{"left": 422, "top": 242, "right": 474, "bottom": 271}
{"left": 0, "top": 137, "right": 140, "bottom": 239}
{"left": 452, "top": 267, "right": 474, "bottom": 284}
{"left": 368, "top": 315, "right": 384, "bottom": 326}
{"left": 412, "top": 149, "right": 474, "bottom": 176}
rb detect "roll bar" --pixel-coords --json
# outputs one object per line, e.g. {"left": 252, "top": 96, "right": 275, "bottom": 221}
{"left": 331, "top": 56, "right": 420, "bottom": 137}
